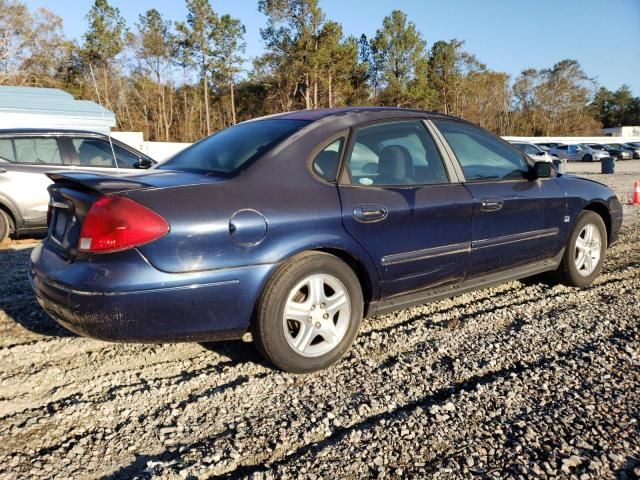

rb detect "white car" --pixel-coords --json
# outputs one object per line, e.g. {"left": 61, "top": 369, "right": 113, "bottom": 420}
{"left": 510, "top": 142, "right": 555, "bottom": 162}
{"left": 547, "top": 144, "right": 609, "bottom": 162}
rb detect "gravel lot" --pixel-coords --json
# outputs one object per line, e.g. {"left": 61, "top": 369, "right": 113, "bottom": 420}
{"left": 1, "top": 163, "right": 639, "bottom": 479}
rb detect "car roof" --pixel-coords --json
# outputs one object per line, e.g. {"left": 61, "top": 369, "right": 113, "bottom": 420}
{"left": 0, "top": 128, "right": 108, "bottom": 136}
{"left": 259, "top": 106, "right": 456, "bottom": 122}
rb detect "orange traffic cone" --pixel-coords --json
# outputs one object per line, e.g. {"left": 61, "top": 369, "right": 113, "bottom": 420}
{"left": 632, "top": 181, "right": 640, "bottom": 206}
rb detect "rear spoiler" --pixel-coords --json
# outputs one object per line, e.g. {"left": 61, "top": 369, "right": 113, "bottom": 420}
{"left": 46, "top": 171, "right": 153, "bottom": 195}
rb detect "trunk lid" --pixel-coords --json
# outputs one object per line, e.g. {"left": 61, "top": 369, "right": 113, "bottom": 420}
{"left": 45, "top": 169, "right": 227, "bottom": 257}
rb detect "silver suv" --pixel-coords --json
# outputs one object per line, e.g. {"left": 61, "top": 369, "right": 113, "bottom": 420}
{"left": 0, "top": 129, "right": 155, "bottom": 243}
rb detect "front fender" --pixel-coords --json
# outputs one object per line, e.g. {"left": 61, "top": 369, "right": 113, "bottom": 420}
{"left": 555, "top": 174, "right": 622, "bottom": 243}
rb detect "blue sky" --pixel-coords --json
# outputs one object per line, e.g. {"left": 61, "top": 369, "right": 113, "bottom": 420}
{"left": 25, "top": 0, "right": 640, "bottom": 95}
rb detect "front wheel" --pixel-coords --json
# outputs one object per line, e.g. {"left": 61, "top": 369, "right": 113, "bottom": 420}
{"left": 253, "top": 252, "right": 363, "bottom": 373}
{"left": 555, "top": 211, "right": 606, "bottom": 287}
{"left": 582, "top": 154, "right": 593, "bottom": 162}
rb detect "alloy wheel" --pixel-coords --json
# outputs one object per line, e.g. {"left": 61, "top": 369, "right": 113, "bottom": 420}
{"left": 282, "top": 273, "right": 351, "bottom": 357}
{"left": 574, "top": 223, "right": 602, "bottom": 276}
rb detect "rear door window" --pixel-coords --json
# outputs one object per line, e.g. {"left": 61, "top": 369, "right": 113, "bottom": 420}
{"left": 345, "top": 120, "right": 449, "bottom": 186}
{"left": 12, "top": 138, "right": 63, "bottom": 165}
{"left": 0, "top": 139, "right": 15, "bottom": 162}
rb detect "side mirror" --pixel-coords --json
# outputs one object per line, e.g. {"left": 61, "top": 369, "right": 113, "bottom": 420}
{"left": 531, "top": 161, "right": 552, "bottom": 179}
{"left": 136, "top": 158, "right": 153, "bottom": 169}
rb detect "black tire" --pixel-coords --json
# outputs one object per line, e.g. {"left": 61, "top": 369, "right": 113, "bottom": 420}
{"left": 582, "top": 154, "right": 593, "bottom": 162}
{"left": 555, "top": 211, "right": 607, "bottom": 287}
{"left": 0, "top": 210, "right": 10, "bottom": 245}
{"left": 253, "top": 252, "right": 363, "bottom": 373}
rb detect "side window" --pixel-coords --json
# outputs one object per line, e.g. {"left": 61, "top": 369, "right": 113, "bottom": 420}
{"left": 71, "top": 138, "right": 142, "bottom": 168}
{"left": 434, "top": 120, "right": 528, "bottom": 181}
{"left": 72, "top": 138, "right": 115, "bottom": 167}
{"left": 525, "top": 144, "right": 540, "bottom": 155}
{"left": 312, "top": 138, "right": 343, "bottom": 182}
{"left": 0, "top": 139, "right": 15, "bottom": 162}
{"left": 13, "top": 138, "right": 62, "bottom": 165}
{"left": 345, "top": 120, "right": 449, "bottom": 186}
{"left": 111, "top": 143, "right": 142, "bottom": 168}
{"left": 556, "top": 145, "right": 567, "bottom": 151}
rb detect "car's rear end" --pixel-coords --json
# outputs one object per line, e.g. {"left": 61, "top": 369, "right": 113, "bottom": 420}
{"left": 29, "top": 171, "right": 274, "bottom": 342}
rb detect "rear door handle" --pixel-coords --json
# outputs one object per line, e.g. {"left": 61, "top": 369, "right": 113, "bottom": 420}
{"left": 353, "top": 205, "right": 388, "bottom": 223}
{"left": 480, "top": 197, "right": 504, "bottom": 212}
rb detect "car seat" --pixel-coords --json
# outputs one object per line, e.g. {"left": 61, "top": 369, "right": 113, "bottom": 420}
{"left": 376, "top": 145, "right": 414, "bottom": 184}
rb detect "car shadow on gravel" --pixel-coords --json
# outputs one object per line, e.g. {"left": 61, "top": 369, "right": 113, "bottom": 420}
{"left": 198, "top": 340, "right": 276, "bottom": 371}
{"left": 0, "top": 248, "right": 76, "bottom": 339}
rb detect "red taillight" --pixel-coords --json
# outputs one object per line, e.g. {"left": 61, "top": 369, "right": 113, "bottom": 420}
{"left": 78, "top": 196, "right": 169, "bottom": 253}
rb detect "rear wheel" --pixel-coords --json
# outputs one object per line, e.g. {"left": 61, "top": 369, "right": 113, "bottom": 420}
{"left": 582, "top": 154, "right": 593, "bottom": 162}
{"left": 555, "top": 211, "right": 606, "bottom": 287}
{"left": 253, "top": 252, "right": 363, "bottom": 373}
{"left": 0, "top": 210, "right": 11, "bottom": 245}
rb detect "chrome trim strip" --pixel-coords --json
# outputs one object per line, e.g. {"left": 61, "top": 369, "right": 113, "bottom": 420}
{"left": 473, "top": 227, "right": 559, "bottom": 249}
{"left": 381, "top": 241, "right": 471, "bottom": 266}
{"left": 49, "top": 201, "right": 70, "bottom": 209}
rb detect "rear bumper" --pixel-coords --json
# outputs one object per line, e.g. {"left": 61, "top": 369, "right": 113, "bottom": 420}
{"left": 29, "top": 241, "right": 277, "bottom": 343}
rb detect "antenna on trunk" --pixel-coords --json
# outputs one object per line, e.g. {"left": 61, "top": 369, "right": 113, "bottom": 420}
{"left": 88, "top": 63, "right": 119, "bottom": 173}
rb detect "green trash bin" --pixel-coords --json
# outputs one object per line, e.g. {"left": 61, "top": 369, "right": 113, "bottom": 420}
{"left": 601, "top": 157, "right": 615, "bottom": 174}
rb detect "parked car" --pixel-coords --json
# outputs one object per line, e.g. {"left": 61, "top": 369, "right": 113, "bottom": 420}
{"left": 29, "top": 108, "right": 623, "bottom": 373}
{"left": 626, "top": 141, "right": 640, "bottom": 149}
{"left": 547, "top": 144, "right": 609, "bottom": 162}
{"left": 0, "top": 129, "right": 155, "bottom": 242}
{"left": 509, "top": 142, "right": 555, "bottom": 162}
{"left": 614, "top": 143, "right": 640, "bottom": 159}
{"left": 585, "top": 143, "right": 632, "bottom": 160}
{"left": 602, "top": 143, "right": 636, "bottom": 160}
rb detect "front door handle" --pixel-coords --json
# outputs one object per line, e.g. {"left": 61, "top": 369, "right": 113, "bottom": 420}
{"left": 353, "top": 205, "right": 388, "bottom": 223}
{"left": 480, "top": 197, "right": 504, "bottom": 212}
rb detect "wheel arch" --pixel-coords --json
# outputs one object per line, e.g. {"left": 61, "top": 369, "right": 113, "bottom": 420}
{"left": 311, "top": 247, "right": 378, "bottom": 310}
{"left": 0, "top": 200, "right": 18, "bottom": 236}
{"left": 583, "top": 201, "right": 612, "bottom": 246}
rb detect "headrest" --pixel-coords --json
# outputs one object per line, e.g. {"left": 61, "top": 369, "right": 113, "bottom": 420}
{"left": 378, "top": 145, "right": 414, "bottom": 181}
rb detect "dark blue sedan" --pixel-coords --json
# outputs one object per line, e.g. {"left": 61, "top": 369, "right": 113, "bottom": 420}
{"left": 29, "top": 108, "right": 623, "bottom": 372}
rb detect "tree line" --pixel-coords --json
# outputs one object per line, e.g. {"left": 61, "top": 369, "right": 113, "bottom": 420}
{"left": 1, "top": 0, "right": 638, "bottom": 142}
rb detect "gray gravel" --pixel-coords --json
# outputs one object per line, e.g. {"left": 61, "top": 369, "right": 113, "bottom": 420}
{"left": 0, "top": 164, "right": 639, "bottom": 479}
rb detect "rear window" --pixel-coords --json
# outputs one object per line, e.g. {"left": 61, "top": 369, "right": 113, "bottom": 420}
{"left": 159, "top": 119, "right": 310, "bottom": 174}
{"left": 0, "top": 139, "right": 14, "bottom": 161}
{"left": 0, "top": 137, "right": 63, "bottom": 164}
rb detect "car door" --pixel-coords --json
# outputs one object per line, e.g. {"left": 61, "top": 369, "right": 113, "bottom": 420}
{"left": 0, "top": 136, "right": 67, "bottom": 229}
{"left": 432, "top": 119, "right": 565, "bottom": 277}
{"left": 553, "top": 145, "right": 568, "bottom": 159}
{"left": 337, "top": 119, "right": 474, "bottom": 298}
{"left": 567, "top": 144, "right": 582, "bottom": 161}
{"left": 60, "top": 136, "right": 146, "bottom": 172}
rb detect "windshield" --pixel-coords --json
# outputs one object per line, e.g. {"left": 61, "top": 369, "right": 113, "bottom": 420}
{"left": 159, "top": 119, "right": 310, "bottom": 174}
